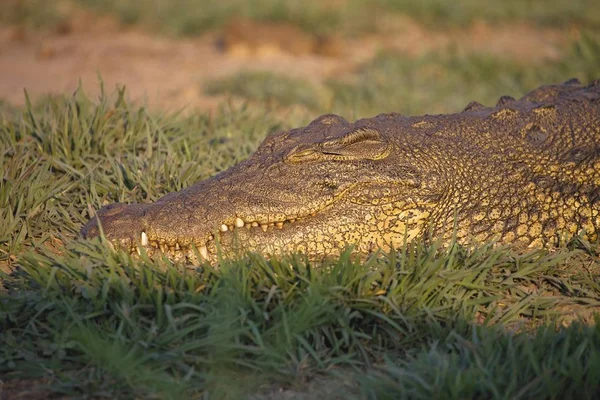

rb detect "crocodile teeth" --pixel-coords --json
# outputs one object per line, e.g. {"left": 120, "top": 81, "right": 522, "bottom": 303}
{"left": 141, "top": 231, "right": 148, "bottom": 246}
{"left": 199, "top": 245, "right": 208, "bottom": 260}
{"left": 175, "top": 243, "right": 180, "bottom": 250}
{"left": 213, "top": 216, "right": 300, "bottom": 236}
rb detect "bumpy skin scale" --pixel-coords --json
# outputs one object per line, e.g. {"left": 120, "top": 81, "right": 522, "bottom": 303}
{"left": 81, "top": 79, "right": 600, "bottom": 262}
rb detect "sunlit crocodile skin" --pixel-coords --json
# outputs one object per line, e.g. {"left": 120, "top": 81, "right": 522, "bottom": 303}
{"left": 81, "top": 79, "right": 600, "bottom": 262}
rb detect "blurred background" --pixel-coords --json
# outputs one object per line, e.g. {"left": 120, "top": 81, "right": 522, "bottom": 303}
{"left": 1, "top": 0, "right": 599, "bottom": 119}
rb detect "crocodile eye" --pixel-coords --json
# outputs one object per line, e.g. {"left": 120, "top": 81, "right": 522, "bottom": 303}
{"left": 284, "top": 127, "right": 391, "bottom": 164}
{"left": 284, "top": 145, "right": 321, "bottom": 163}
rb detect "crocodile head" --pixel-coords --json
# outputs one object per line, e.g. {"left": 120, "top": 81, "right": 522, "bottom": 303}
{"left": 81, "top": 114, "right": 444, "bottom": 262}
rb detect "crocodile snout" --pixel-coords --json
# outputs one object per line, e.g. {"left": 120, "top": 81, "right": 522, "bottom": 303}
{"left": 80, "top": 202, "right": 152, "bottom": 248}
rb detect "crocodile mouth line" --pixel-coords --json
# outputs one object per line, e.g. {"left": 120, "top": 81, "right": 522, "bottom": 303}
{"left": 133, "top": 183, "right": 371, "bottom": 260}
{"left": 121, "top": 181, "right": 403, "bottom": 260}
{"left": 138, "top": 212, "right": 316, "bottom": 260}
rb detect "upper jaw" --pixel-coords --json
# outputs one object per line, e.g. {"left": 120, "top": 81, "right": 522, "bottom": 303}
{"left": 80, "top": 179, "right": 411, "bottom": 262}
{"left": 80, "top": 202, "right": 151, "bottom": 246}
{"left": 142, "top": 204, "right": 332, "bottom": 261}
{"left": 80, "top": 197, "right": 330, "bottom": 262}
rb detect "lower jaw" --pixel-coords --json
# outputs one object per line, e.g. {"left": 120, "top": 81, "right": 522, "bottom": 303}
{"left": 130, "top": 209, "right": 398, "bottom": 262}
{"left": 128, "top": 244, "right": 211, "bottom": 264}
{"left": 127, "top": 234, "right": 333, "bottom": 264}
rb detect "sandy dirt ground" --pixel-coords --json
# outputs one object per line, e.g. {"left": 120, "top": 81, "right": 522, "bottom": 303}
{"left": 0, "top": 12, "right": 571, "bottom": 114}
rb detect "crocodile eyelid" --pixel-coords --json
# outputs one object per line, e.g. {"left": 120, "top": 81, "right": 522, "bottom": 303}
{"left": 322, "top": 127, "right": 382, "bottom": 147}
{"left": 295, "top": 149, "right": 317, "bottom": 157}
{"left": 284, "top": 146, "right": 321, "bottom": 163}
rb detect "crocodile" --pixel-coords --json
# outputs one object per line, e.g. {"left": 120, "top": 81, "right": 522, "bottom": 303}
{"left": 81, "top": 79, "right": 600, "bottom": 263}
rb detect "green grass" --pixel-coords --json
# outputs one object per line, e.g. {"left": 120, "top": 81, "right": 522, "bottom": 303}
{"left": 0, "top": 0, "right": 68, "bottom": 30}
{"left": 0, "top": 87, "right": 288, "bottom": 257}
{"left": 359, "top": 323, "right": 600, "bottom": 399}
{"left": 206, "top": 32, "right": 600, "bottom": 119}
{"left": 328, "top": 35, "right": 600, "bottom": 118}
{"left": 2, "top": 0, "right": 599, "bottom": 35}
{"left": 1, "top": 87, "right": 600, "bottom": 398}
{"left": 327, "top": 34, "right": 600, "bottom": 118}
{"left": 205, "top": 71, "right": 327, "bottom": 111}
{"left": 377, "top": 0, "right": 600, "bottom": 30}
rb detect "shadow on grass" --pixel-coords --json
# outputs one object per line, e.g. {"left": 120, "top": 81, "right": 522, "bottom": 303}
{"left": 1, "top": 236, "right": 599, "bottom": 398}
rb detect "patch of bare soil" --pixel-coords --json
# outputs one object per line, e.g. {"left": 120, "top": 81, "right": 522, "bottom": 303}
{"left": 250, "top": 374, "right": 355, "bottom": 400}
{"left": 0, "top": 259, "right": 14, "bottom": 277}
{"left": 378, "top": 15, "right": 571, "bottom": 60}
{"left": 0, "top": 377, "right": 62, "bottom": 400}
{"left": 219, "top": 17, "right": 345, "bottom": 57}
{"left": 0, "top": 13, "right": 574, "bottom": 113}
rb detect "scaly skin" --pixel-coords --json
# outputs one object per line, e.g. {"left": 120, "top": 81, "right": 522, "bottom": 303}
{"left": 81, "top": 79, "right": 600, "bottom": 262}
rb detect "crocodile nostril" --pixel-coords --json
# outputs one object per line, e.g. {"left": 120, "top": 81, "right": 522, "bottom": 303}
{"left": 98, "top": 203, "right": 130, "bottom": 217}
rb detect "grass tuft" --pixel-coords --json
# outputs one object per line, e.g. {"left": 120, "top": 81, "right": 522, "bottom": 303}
{"left": 205, "top": 71, "right": 328, "bottom": 111}
{"left": 2, "top": 226, "right": 599, "bottom": 397}
{"left": 359, "top": 323, "right": 600, "bottom": 399}
{"left": 328, "top": 32, "right": 600, "bottom": 118}
{"left": 204, "top": 33, "right": 600, "bottom": 120}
